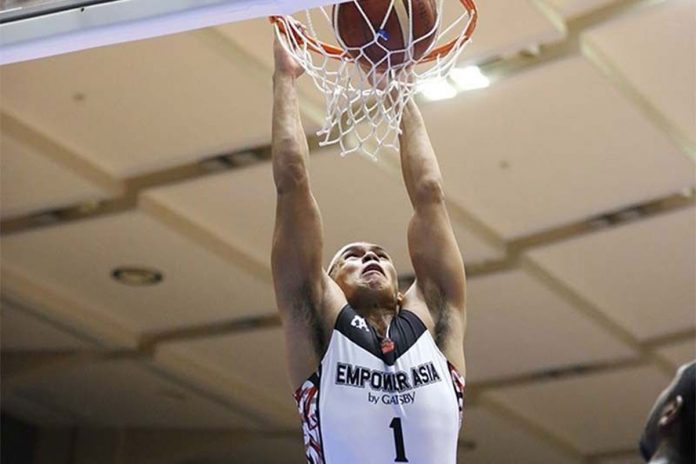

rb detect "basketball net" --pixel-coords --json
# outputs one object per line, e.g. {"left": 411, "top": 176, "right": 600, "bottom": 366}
{"left": 271, "top": 0, "right": 477, "bottom": 159}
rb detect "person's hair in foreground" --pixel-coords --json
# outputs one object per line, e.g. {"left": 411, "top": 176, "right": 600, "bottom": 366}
{"left": 639, "top": 360, "right": 695, "bottom": 464}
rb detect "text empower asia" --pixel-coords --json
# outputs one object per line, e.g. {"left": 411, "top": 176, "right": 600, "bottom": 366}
{"left": 335, "top": 361, "right": 443, "bottom": 393}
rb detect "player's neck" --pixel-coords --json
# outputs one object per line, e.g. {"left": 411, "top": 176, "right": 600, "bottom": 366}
{"left": 354, "top": 304, "right": 397, "bottom": 338}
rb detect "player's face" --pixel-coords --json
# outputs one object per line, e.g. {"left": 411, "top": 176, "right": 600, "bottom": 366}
{"left": 330, "top": 242, "right": 399, "bottom": 305}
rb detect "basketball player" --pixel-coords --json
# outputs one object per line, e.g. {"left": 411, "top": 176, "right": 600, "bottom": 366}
{"left": 639, "top": 361, "right": 695, "bottom": 464}
{"left": 271, "top": 38, "right": 466, "bottom": 464}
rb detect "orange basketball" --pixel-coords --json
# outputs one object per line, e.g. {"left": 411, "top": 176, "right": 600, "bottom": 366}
{"left": 333, "top": 0, "right": 439, "bottom": 69}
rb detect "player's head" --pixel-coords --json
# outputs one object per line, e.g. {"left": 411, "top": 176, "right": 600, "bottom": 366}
{"left": 327, "top": 242, "right": 402, "bottom": 310}
{"left": 639, "top": 360, "right": 695, "bottom": 463}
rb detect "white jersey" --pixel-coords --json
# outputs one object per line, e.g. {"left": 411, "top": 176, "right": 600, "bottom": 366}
{"left": 295, "top": 305, "right": 465, "bottom": 464}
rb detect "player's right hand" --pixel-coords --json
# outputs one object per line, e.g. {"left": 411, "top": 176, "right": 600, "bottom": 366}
{"left": 274, "top": 36, "right": 305, "bottom": 79}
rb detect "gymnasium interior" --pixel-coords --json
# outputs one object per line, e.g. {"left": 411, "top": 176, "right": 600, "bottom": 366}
{"left": 0, "top": 0, "right": 694, "bottom": 462}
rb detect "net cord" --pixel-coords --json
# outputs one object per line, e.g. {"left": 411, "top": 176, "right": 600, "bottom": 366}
{"left": 271, "top": 0, "right": 477, "bottom": 158}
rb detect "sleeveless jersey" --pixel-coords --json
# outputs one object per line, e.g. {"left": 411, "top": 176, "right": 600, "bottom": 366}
{"left": 294, "top": 305, "right": 465, "bottom": 464}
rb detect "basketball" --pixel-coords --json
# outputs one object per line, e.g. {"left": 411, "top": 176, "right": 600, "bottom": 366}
{"left": 333, "top": 0, "right": 439, "bottom": 69}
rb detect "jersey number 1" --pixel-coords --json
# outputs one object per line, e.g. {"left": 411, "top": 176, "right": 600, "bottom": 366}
{"left": 389, "top": 417, "right": 408, "bottom": 462}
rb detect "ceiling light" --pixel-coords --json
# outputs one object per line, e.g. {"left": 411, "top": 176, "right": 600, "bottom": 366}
{"left": 449, "top": 66, "right": 490, "bottom": 91}
{"left": 418, "top": 78, "right": 457, "bottom": 101}
{"left": 112, "top": 267, "right": 163, "bottom": 286}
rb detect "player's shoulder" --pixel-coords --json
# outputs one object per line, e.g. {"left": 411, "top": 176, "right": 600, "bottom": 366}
{"left": 402, "top": 283, "right": 436, "bottom": 331}
{"left": 318, "top": 273, "right": 348, "bottom": 332}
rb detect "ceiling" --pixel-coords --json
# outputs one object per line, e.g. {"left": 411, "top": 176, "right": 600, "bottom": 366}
{"left": 1, "top": 0, "right": 694, "bottom": 463}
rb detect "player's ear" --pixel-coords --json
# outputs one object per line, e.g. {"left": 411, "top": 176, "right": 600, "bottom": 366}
{"left": 658, "top": 395, "right": 683, "bottom": 428}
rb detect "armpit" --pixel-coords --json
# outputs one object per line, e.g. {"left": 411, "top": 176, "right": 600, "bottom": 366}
{"left": 290, "top": 286, "right": 327, "bottom": 357}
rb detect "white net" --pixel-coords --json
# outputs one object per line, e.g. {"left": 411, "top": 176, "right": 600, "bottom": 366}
{"left": 272, "top": 0, "right": 477, "bottom": 159}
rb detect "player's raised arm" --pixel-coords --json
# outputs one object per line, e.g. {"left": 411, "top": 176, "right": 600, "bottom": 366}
{"left": 271, "top": 39, "right": 337, "bottom": 387}
{"left": 399, "top": 100, "right": 467, "bottom": 369}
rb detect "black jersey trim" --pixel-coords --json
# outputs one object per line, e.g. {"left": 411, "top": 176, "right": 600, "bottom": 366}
{"left": 334, "top": 305, "right": 428, "bottom": 366}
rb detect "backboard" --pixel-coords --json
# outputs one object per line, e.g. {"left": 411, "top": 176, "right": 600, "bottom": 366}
{"left": 0, "top": 0, "right": 339, "bottom": 64}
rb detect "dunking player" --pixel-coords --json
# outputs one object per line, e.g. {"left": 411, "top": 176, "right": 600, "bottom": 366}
{"left": 271, "top": 38, "right": 467, "bottom": 464}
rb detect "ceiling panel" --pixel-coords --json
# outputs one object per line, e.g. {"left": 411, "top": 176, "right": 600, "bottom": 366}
{"left": 458, "top": 0, "right": 564, "bottom": 62}
{"left": 422, "top": 56, "right": 693, "bottom": 239}
{"left": 157, "top": 329, "right": 297, "bottom": 422}
{"left": 142, "top": 164, "right": 277, "bottom": 271}
{"left": 582, "top": 0, "right": 696, "bottom": 152}
{"left": 0, "top": 30, "right": 275, "bottom": 178}
{"left": 528, "top": 206, "right": 696, "bottom": 340}
{"left": 0, "top": 393, "right": 74, "bottom": 426}
{"left": 2, "top": 359, "right": 254, "bottom": 428}
{"left": 143, "top": 148, "right": 502, "bottom": 276}
{"left": 311, "top": 149, "right": 503, "bottom": 267}
{"left": 0, "top": 131, "right": 112, "bottom": 219}
{"left": 540, "top": 0, "right": 621, "bottom": 19}
{"left": 215, "top": 18, "right": 325, "bottom": 111}
{"left": 0, "top": 211, "right": 276, "bottom": 333}
{"left": 0, "top": 301, "right": 94, "bottom": 351}
{"left": 465, "top": 270, "right": 636, "bottom": 382}
{"left": 485, "top": 365, "right": 670, "bottom": 454}
{"left": 1, "top": 266, "right": 137, "bottom": 349}
{"left": 459, "top": 406, "right": 580, "bottom": 464}
{"left": 656, "top": 339, "right": 695, "bottom": 368}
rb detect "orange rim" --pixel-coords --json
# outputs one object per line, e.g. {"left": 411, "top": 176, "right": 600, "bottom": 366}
{"left": 269, "top": 0, "right": 477, "bottom": 64}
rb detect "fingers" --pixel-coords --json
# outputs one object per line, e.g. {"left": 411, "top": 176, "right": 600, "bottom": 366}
{"left": 273, "top": 34, "right": 286, "bottom": 61}
{"left": 273, "top": 34, "right": 285, "bottom": 52}
{"left": 273, "top": 35, "right": 290, "bottom": 70}
{"left": 273, "top": 33, "right": 305, "bottom": 79}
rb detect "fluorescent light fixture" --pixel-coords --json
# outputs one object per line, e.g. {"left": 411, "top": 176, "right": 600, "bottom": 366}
{"left": 418, "top": 79, "right": 457, "bottom": 101}
{"left": 450, "top": 66, "right": 490, "bottom": 91}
